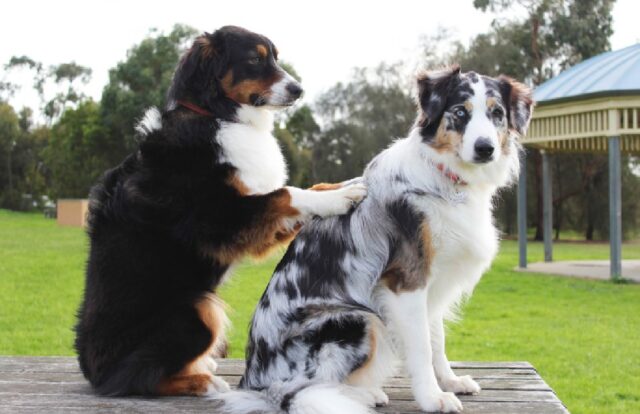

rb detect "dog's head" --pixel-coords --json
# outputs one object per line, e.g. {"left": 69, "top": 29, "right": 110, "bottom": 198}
{"left": 416, "top": 65, "right": 533, "bottom": 166}
{"left": 167, "top": 26, "right": 302, "bottom": 113}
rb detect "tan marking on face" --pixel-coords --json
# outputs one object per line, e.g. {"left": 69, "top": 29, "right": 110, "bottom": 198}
{"left": 464, "top": 100, "right": 473, "bottom": 112}
{"left": 256, "top": 44, "right": 268, "bottom": 58}
{"left": 429, "top": 118, "right": 463, "bottom": 154}
{"left": 308, "top": 182, "right": 343, "bottom": 191}
{"left": 486, "top": 97, "right": 510, "bottom": 151}
{"left": 202, "top": 187, "right": 301, "bottom": 264}
{"left": 221, "top": 70, "right": 276, "bottom": 104}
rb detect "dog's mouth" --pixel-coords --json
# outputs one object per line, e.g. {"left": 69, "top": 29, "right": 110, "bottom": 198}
{"left": 250, "top": 93, "right": 299, "bottom": 108}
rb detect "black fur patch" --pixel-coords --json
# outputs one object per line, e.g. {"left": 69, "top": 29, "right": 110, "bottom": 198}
{"left": 386, "top": 198, "right": 422, "bottom": 241}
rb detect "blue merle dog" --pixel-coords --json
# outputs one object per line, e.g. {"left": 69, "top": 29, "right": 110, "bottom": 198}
{"left": 218, "top": 65, "right": 533, "bottom": 413}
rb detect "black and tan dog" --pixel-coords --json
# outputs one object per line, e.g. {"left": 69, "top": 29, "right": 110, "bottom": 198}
{"left": 74, "top": 26, "right": 365, "bottom": 397}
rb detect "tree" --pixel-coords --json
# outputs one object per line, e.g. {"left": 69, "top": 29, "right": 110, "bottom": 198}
{"left": 0, "top": 103, "right": 49, "bottom": 210}
{"left": 312, "top": 63, "right": 416, "bottom": 182}
{"left": 100, "top": 24, "right": 197, "bottom": 166}
{"left": 44, "top": 100, "right": 110, "bottom": 199}
{"left": 4, "top": 56, "right": 92, "bottom": 124}
{"left": 0, "top": 103, "right": 21, "bottom": 208}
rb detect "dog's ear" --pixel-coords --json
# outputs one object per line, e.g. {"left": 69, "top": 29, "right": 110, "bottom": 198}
{"left": 416, "top": 65, "right": 461, "bottom": 130}
{"left": 498, "top": 75, "right": 534, "bottom": 136}
{"left": 166, "top": 31, "right": 229, "bottom": 109}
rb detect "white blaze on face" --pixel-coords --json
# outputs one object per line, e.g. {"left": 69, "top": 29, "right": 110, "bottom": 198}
{"left": 266, "top": 71, "right": 301, "bottom": 107}
{"left": 460, "top": 79, "right": 501, "bottom": 164}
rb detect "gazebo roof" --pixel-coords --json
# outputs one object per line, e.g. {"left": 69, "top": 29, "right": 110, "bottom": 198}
{"left": 524, "top": 44, "right": 640, "bottom": 153}
{"left": 534, "top": 43, "right": 640, "bottom": 104}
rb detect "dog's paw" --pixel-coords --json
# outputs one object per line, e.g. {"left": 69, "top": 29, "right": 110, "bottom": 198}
{"left": 287, "top": 183, "right": 367, "bottom": 219}
{"left": 368, "top": 388, "right": 390, "bottom": 406}
{"left": 440, "top": 375, "right": 481, "bottom": 395}
{"left": 317, "top": 183, "right": 367, "bottom": 216}
{"left": 204, "top": 376, "right": 231, "bottom": 396}
{"left": 416, "top": 391, "right": 463, "bottom": 413}
{"left": 205, "top": 356, "right": 218, "bottom": 374}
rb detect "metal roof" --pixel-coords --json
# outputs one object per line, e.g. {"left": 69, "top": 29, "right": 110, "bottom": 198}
{"left": 534, "top": 43, "right": 640, "bottom": 104}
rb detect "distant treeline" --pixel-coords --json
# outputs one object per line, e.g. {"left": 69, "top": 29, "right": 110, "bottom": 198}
{"left": 1, "top": 0, "right": 637, "bottom": 240}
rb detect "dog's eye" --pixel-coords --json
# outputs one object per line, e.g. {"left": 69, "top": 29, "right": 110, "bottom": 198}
{"left": 492, "top": 107, "right": 504, "bottom": 119}
{"left": 454, "top": 109, "right": 467, "bottom": 118}
{"left": 248, "top": 57, "right": 262, "bottom": 65}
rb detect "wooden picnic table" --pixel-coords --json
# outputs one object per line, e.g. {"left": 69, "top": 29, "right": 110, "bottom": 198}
{"left": 0, "top": 356, "right": 568, "bottom": 413}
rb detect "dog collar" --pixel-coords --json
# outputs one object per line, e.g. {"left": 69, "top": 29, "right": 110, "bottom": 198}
{"left": 177, "top": 100, "right": 214, "bottom": 117}
{"left": 436, "top": 163, "right": 467, "bottom": 186}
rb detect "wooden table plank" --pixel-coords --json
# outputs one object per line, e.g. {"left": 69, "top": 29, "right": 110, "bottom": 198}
{"left": 0, "top": 357, "right": 568, "bottom": 414}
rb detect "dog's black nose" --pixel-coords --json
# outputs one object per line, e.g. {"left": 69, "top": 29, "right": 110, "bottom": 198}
{"left": 286, "top": 82, "right": 303, "bottom": 99}
{"left": 474, "top": 138, "right": 495, "bottom": 162}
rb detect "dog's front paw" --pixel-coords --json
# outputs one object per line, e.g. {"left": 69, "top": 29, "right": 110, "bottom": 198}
{"left": 416, "top": 391, "right": 463, "bottom": 413}
{"left": 440, "top": 375, "right": 481, "bottom": 395}
{"left": 319, "top": 183, "right": 367, "bottom": 216}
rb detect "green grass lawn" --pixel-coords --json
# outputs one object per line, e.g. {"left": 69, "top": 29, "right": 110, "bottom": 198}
{"left": 1, "top": 209, "right": 639, "bottom": 413}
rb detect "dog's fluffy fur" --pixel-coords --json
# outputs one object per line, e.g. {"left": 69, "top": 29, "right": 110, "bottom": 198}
{"left": 74, "top": 26, "right": 365, "bottom": 397}
{"left": 218, "top": 66, "right": 533, "bottom": 413}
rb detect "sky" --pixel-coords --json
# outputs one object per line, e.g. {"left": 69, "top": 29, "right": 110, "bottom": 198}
{"left": 2, "top": 0, "right": 639, "bottom": 115}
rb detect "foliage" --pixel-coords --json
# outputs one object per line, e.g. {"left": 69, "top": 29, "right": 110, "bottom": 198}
{"left": 4, "top": 56, "right": 92, "bottom": 123}
{"left": 0, "top": 103, "right": 49, "bottom": 210}
{"left": 43, "top": 100, "right": 110, "bottom": 199}
{"left": 312, "top": 63, "right": 415, "bottom": 182}
{"left": 1, "top": 209, "right": 639, "bottom": 414}
{"left": 100, "top": 24, "right": 197, "bottom": 163}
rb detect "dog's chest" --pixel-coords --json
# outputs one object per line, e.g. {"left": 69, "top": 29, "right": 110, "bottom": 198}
{"left": 216, "top": 123, "right": 288, "bottom": 195}
{"left": 418, "top": 198, "right": 498, "bottom": 269}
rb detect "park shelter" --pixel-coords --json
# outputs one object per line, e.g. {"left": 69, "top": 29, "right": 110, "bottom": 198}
{"left": 517, "top": 43, "right": 640, "bottom": 280}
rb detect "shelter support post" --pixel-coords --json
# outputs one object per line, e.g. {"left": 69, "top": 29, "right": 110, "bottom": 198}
{"left": 517, "top": 150, "right": 527, "bottom": 268}
{"left": 609, "top": 136, "right": 622, "bottom": 279}
{"left": 541, "top": 150, "right": 553, "bottom": 262}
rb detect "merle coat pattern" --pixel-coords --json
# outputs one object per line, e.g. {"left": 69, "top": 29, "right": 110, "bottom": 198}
{"left": 219, "top": 66, "right": 533, "bottom": 414}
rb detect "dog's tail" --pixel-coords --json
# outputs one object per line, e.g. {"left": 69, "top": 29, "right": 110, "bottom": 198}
{"left": 214, "top": 381, "right": 375, "bottom": 414}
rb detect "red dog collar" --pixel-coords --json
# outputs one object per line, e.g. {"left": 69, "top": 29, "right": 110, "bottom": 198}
{"left": 436, "top": 163, "right": 467, "bottom": 186}
{"left": 177, "top": 100, "right": 214, "bottom": 117}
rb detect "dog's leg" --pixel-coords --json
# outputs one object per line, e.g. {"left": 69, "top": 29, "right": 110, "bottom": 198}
{"left": 345, "top": 316, "right": 394, "bottom": 407}
{"left": 207, "top": 183, "right": 366, "bottom": 263}
{"left": 286, "top": 183, "right": 366, "bottom": 222}
{"left": 430, "top": 316, "right": 481, "bottom": 395}
{"left": 307, "top": 176, "right": 364, "bottom": 192}
{"left": 382, "top": 288, "right": 462, "bottom": 413}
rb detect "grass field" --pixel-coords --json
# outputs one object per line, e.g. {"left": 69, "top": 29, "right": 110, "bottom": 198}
{"left": 1, "top": 209, "right": 639, "bottom": 413}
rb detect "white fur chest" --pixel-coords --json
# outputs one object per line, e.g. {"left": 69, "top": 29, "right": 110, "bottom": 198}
{"left": 416, "top": 193, "right": 499, "bottom": 291}
{"left": 216, "top": 106, "right": 288, "bottom": 195}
